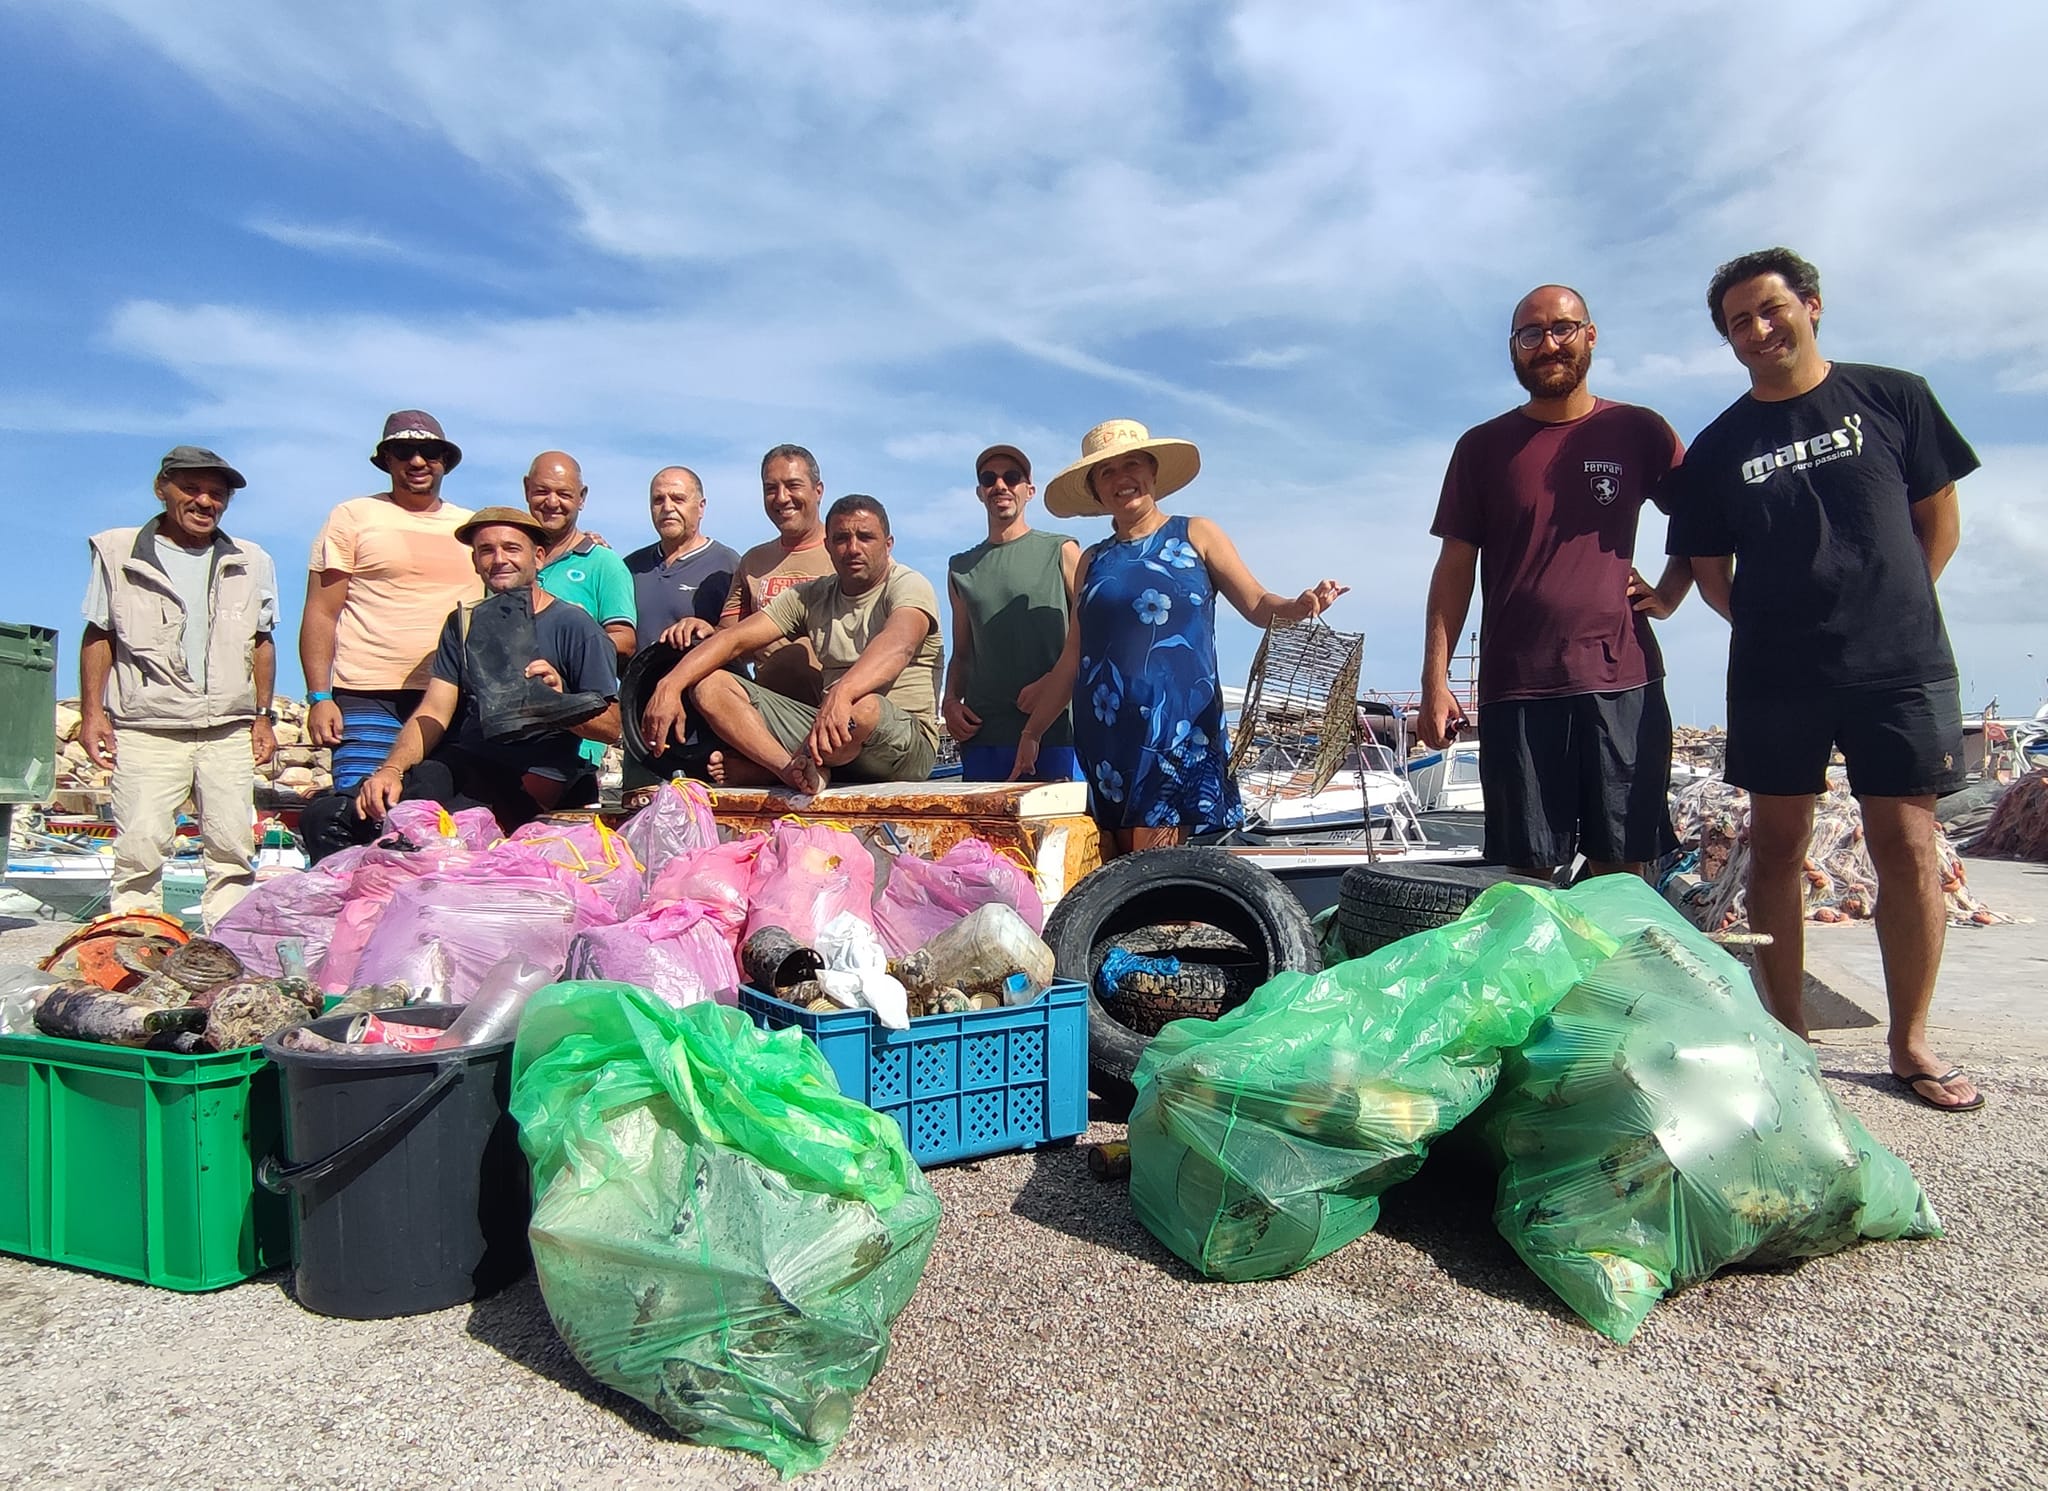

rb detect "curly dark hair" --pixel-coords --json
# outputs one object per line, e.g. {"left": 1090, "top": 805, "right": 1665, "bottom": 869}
{"left": 1707, "top": 248, "right": 1822, "bottom": 336}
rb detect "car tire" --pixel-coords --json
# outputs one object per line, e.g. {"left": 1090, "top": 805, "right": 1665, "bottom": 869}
{"left": 1334, "top": 862, "right": 1541, "bottom": 958}
{"left": 1045, "top": 848, "right": 1321, "bottom": 1113}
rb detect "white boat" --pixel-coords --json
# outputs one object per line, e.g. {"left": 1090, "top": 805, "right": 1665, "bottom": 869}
{"left": 4, "top": 827, "right": 306, "bottom": 925}
{"left": 1404, "top": 736, "right": 1484, "bottom": 813}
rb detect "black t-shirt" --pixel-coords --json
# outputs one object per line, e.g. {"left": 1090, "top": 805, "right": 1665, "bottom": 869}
{"left": 1666, "top": 362, "right": 1978, "bottom": 694}
{"left": 430, "top": 595, "right": 619, "bottom": 778}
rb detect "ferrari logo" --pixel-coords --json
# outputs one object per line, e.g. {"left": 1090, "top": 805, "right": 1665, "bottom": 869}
{"left": 1591, "top": 475, "right": 1619, "bottom": 504}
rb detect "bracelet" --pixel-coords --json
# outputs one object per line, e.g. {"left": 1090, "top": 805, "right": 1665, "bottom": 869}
{"left": 307, "top": 691, "right": 333, "bottom": 704}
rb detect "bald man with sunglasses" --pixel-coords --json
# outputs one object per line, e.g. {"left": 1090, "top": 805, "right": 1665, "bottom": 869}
{"left": 943, "top": 444, "right": 1082, "bottom": 782}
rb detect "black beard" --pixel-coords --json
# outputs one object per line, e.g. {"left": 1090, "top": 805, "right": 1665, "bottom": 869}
{"left": 1512, "top": 343, "right": 1591, "bottom": 398}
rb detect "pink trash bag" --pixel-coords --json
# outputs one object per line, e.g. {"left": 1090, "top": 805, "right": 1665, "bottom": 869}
{"left": 350, "top": 871, "right": 602, "bottom": 1001}
{"left": 619, "top": 780, "right": 720, "bottom": 881}
{"left": 315, "top": 839, "right": 475, "bottom": 993}
{"left": 381, "top": 800, "right": 502, "bottom": 851}
{"left": 872, "top": 837, "right": 1046, "bottom": 956}
{"left": 644, "top": 834, "right": 765, "bottom": 942}
{"left": 565, "top": 901, "right": 741, "bottom": 1008}
{"left": 741, "top": 820, "right": 877, "bottom": 947}
{"left": 211, "top": 870, "right": 352, "bottom": 977}
{"left": 506, "top": 819, "right": 646, "bottom": 919}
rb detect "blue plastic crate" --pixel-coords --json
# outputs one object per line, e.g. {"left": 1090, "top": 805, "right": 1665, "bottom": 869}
{"left": 739, "top": 979, "right": 1088, "bottom": 1166}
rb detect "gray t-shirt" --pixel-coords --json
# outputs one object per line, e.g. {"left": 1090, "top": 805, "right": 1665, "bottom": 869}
{"left": 84, "top": 535, "right": 281, "bottom": 690}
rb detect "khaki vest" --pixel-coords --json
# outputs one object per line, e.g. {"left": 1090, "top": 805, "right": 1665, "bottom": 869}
{"left": 88, "top": 521, "right": 273, "bottom": 729}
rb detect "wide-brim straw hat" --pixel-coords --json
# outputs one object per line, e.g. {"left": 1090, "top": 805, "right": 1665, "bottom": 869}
{"left": 1043, "top": 419, "right": 1201, "bottom": 519}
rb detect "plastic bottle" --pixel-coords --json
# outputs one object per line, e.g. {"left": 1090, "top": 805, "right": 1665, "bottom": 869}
{"left": 434, "top": 954, "right": 554, "bottom": 1049}
{"left": 915, "top": 903, "right": 1055, "bottom": 1005}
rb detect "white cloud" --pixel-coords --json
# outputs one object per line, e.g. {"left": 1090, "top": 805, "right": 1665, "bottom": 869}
{"left": 1220, "top": 346, "right": 1312, "bottom": 371}
{"left": 17, "top": 0, "right": 2048, "bottom": 713}
{"left": 244, "top": 218, "right": 407, "bottom": 259}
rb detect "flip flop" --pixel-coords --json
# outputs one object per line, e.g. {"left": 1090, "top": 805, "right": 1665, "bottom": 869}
{"left": 1890, "top": 1068, "right": 1987, "bottom": 1113}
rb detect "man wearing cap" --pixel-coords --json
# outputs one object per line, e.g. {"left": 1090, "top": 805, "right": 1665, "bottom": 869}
{"left": 344, "top": 507, "right": 622, "bottom": 834}
{"left": 639, "top": 495, "right": 942, "bottom": 791}
{"left": 944, "top": 444, "right": 1081, "bottom": 781}
{"left": 80, "top": 447, "right": 279, "bottom": 923}
{"left": 300, "top": 412, "right": 477, "bottom": 804}
{"left": 719, "top": 444, "right": 835, "bottom": 704}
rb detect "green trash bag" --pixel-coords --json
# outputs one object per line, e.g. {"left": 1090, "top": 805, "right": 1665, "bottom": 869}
{"left": 1482, "top": 877, "right": 1942, "bottom": 1344}
{"left": 510, "top": 982, "right": 941, "bottom": 1477}
{"left": 1127, "top": 881, "right": 1623, "bottom": 1281}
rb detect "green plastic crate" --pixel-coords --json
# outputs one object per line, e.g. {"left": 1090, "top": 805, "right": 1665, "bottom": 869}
{"left": 0, "top": 1031, "right": 288, "bottom": 1290}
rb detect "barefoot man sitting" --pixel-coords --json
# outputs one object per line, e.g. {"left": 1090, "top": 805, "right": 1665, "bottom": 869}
{"left": 638, "top": 495, "right": 943, "bottom": 790}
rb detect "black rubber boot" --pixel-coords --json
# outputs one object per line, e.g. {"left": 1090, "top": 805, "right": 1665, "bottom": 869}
{"left": 464, "top": 590, "right": 609, "bottom": 743}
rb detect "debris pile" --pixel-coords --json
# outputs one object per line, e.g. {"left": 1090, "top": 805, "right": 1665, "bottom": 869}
{"left": 1669, "top": 723, "right": 1726, "bottom": 777}
{"left": 1966, "top": 769, "right": 2048, "bottom": 862}
{"left": 1664, "top": 777, "right": 2002, "bottom": 929}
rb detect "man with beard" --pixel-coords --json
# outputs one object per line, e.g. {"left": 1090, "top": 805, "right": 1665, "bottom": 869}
{"left": 1418, "top": 285, "right": 1691, "bottom": 877}
{"left": 345, "top": 507, "right": 622, "bottom": 834}
{"left": 720, "top": 444, "right": 834, "bottom": 703}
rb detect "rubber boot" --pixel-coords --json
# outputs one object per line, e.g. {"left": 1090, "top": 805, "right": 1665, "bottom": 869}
{"left": 464, "top": 590, "right": 610, "bottom": 743}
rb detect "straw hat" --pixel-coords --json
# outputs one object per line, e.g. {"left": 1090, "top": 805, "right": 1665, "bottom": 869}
{"left": 1042, "top": 419, "right": 1201, "bottom": 519}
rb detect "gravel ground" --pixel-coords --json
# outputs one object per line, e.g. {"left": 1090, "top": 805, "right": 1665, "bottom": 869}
{"left": 3, "top": 913, "right": 2045, "bottom": 1490}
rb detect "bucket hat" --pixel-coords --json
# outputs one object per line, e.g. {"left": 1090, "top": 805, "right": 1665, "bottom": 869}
{"left": 1042, "top": 419, "right": 1200, "bottom": 519}
{"left": 372, "top": 410, "right": 463, "bottom": 472}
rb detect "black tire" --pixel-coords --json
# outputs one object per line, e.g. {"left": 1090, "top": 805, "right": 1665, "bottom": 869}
{"left": 1334, "top": 862, "right": 1540, "bottom": 957}
{"left": 618, "top": 642, "right": 685, "bottom": 775}
{"left": 1045, "top": 848, "right": 1321, "bottom": 1107}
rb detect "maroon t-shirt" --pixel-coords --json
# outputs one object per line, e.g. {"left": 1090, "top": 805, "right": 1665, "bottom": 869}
{"left": 1432, "top": 399, "right": 1683, "bottom": 704}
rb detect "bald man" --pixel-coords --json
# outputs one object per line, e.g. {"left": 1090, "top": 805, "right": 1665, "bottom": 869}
{"left": 623, "top": 465, "right": 740, "bottom": 652}
{"left": 1420, "top": 284, "right": 1691, "bottom": 880}
{"left": 525, "top": 450, "right": 637, "bottom": 659}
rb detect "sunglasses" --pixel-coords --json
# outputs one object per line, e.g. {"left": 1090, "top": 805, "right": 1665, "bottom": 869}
{"left": 385, "top": 441, "right": 450, "bottom": 465}
{"left": 977, "top": 468, "right": 1026, "bottom": 490}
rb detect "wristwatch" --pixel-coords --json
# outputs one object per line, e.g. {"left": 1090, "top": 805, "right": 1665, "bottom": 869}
{"left": 256, "top": 708, "right": 278, "bottom": 722}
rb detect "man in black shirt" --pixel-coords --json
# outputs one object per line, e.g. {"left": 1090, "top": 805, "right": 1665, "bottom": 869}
{"left": 1668, "top": 247, "right": 1983, "bottom": 1112}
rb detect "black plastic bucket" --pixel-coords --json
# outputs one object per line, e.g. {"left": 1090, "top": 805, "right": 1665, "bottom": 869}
{"left": 259, "top": 1005, "right": 530, "bottom": 1319}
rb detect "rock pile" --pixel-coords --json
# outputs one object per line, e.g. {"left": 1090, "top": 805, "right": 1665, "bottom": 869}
{"left": 52, "top": 697, "right": 333, "bottom": 810}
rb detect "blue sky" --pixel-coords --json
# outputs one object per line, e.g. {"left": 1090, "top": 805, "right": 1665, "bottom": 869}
{"left": 7, "top": 1, "right": 2047, "bottom": 726}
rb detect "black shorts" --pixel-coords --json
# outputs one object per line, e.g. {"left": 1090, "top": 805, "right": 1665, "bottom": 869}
{"left": 1478, "top": 682, "right": 1677, "bottom": 870}
{"left": 1725, "top": 676, "right": 1963, "bottom": 798}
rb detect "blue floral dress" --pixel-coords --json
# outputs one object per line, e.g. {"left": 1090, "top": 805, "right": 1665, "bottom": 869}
{"left": 1072, "top": 514, "right": 1244, "bottom": 834}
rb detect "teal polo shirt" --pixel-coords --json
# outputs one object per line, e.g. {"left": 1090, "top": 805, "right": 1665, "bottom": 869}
{"left": 539, "top": 535, "right": 637, "bottom": 765}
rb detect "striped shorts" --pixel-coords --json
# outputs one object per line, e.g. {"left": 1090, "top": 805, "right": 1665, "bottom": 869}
{"left": 330, "top": 688, "right": 423, "bottom": 789}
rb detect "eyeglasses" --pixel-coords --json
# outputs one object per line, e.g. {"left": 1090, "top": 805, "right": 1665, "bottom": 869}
{"left": 1511, "top": 320, "right": 1589, "bottom": 351}
{"left": 384, "top": 441, "right": 450, "bottom": 465}
{"left": 978, "top": 468, "right": 1026, "bottom": 490}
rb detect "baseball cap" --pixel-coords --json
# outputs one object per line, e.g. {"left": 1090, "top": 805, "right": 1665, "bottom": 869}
{"left": 157, "top": 445, "right": 247, "bottom": 490}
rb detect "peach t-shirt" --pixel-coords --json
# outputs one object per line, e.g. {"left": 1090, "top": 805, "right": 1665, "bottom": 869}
{"left": 308, "top": 494, "right": 477, "bottom": 690}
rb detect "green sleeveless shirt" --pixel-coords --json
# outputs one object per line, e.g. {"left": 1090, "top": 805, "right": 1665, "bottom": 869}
{"left": 947, "top": 529, "right": 1075, "bottom": 747}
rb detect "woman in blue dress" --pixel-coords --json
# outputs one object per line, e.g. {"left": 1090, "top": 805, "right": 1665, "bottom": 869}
{"left": 1014, "top": 419, "right": 1346, "bottom": 855}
